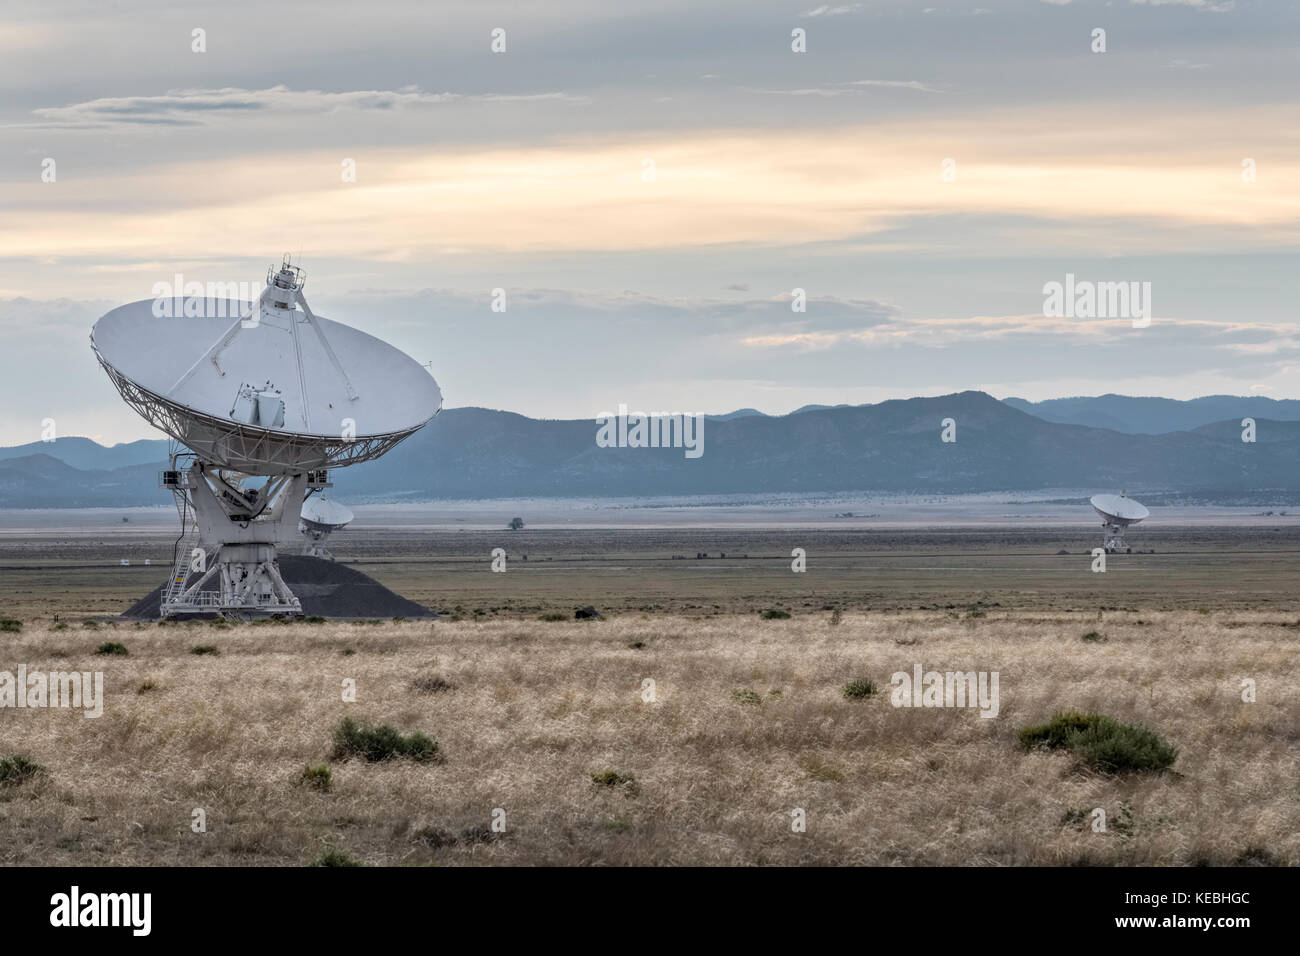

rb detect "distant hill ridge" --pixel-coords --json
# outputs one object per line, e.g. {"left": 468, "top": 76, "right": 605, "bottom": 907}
{"left": 1001, "top": 394, "right": 1300, "bottom": 434}
{"left": 1, "top": 391, "right": 1297, "bottom": 506}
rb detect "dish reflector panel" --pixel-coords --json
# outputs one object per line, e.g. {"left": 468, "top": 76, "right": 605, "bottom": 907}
{"left": 301, "top": 494, "right": 354, "bottom": 530}
{"left": 1090, "top": 493, "right": 1149, "bottom": 524}
{"left": 91, "top": 293, "right": 441, "bottom": 474}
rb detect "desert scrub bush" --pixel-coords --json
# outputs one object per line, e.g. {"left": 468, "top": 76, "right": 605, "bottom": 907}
{"left": 731, "top": 688, "right": 763, "bottom": 705}
{"left": 299, "top": 763, "right": 333, "bottom": 793}
{"left": 1019, "top": 710, "right": 1177, "bottom": 773}
{"left": 302, "top": 616, "right": 326, "bottom": 624}
{"left": 411, "top": 675, "right": 452, "bottom": 694}
{"left": 190, "top": 645, "right": 219, "bottom": 656}
{"left": 759, "top": 608, "right": 790, "bottom": 620}
{"left": 829, "top": 609, "right": 843, "bottom": 625}
{"left": 94, "top": 641, "right": 128, "bottom": 656}
{"left": 842, "top": 678, "right": 878, "bottom": 700}
{"left": 0, "top": 618, "right": 21, "bottom": 633}
{"left": 538, "top": 612, "right": 568, "bottom": 622}
{"left": 591, "top": 769, "right": 638, "bottom": 794}
{"left": 310, "top": 846, "right": 362, "bottom": 867}
{"left": 1081, "top": 631, "right": 1106, "bottom": 643}
{"left": 331, "top": 717, "right": 441, "bottom": 763}
{"left": 0, "top": 755, "right": 46, "bottom": 787}
{"left": 1060, "top": 806, "right": 1091, "bottom": 829}
{"left": 626, "top": 640, "right": 646, "bottom": 649}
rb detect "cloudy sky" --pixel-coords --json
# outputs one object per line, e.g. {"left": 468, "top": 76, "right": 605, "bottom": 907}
{"left": 2, "top": 0, "right": 1298, "bottom": 446}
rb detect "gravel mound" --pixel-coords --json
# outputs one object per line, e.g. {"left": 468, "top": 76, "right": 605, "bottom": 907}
{"left": 122, "top": 555, "right": 434, "bottom": 620}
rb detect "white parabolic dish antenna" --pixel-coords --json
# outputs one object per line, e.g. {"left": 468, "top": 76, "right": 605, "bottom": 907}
{"left": 301, "top": 495, "right": 354, "bottom": 530}
{"left": 299, "top": 494, "right": 354, "bottom": 561}
{"left": 91, "top": 277, "right": 440, "bottom": 474}
{"left": 1090, "top": 492, "right": 1149, "bottom": 553}
{"left": 91, "top": 258, "right": 441, "bottom": 617}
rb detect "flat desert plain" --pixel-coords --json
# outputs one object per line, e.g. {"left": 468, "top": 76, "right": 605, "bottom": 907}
{"left": 0, "top": 510, "right": 1296, "bottom": 865}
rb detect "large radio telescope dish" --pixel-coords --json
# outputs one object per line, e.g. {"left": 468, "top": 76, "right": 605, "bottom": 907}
{"left": 91, "top": 258, "right": 441, "bottom": 617}
{"left": 91, "top": 272, "right": 440, "bottom": 475}
{"left": 1090, "top": 492, "right": 1149, "bottom": 553}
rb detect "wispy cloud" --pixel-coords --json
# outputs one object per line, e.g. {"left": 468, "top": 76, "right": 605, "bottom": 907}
{"left": 746, "top": 79, "right": 945, "bottom": 96}
{"left": 800, "top": 3, "right": 866, "bottom": 17}
{"left": 1130, "top": 0, "right": 1235, "bottom": 11}
{"left": 2, "top": 108, "right": 1295, "bottom": 265}
{"left": 27, "top": 85, "right": 588, "bottom": 129}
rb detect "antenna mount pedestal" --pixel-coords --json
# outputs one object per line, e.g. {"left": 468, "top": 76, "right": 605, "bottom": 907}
{"left": 161, "top": 462, "right": 305, "bottom": 618}
{"left": 1101, "top": 522, "right": 1133, "bottom": 554}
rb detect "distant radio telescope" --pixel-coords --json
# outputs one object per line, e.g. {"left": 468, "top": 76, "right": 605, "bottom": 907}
{"left": 1089, "top": 492, "right": 1149, "bottom": 554}
{"left": 91, "top": 256, "right": 442, "bottom": 617}
{"left": 299, "top": 494, "right": 354, "bottom": 561}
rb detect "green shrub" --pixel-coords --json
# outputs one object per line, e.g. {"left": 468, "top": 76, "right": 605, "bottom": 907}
{"left": 759, "top": 609, "right": 791, "bottom": 620}
{"left": 1019, "top": 709, "right": 1100, "bottom": 750}
{"left": 302, "top": 616, "right": 326, "bottom": 624}
{"left": 300, "top": 763, "right": 333, "bottom": 793}
{"left": 1081, "top": 631, "right": 1106, "bottom": 643}
{"left": 95, "top": 641, "right": 128, "bottom": 656}
{"left": 0, "top": 618, "right": 21, "bottom": 633}
{"left": 842, "top": 678, "right": 877, "bottom": 700}
{"left": 331, "top": 717, "right": 441, "bottom": 763}
{"left": 1020, "top": 710, "right": 1177, "bottom": 773}
{"left": 591, "top": 768, "right": 636, "bottom": 791}
{"left": 0, "top": 755, "right": 46, "bottom": 786}
{"left": 310, "top": 845, "right": 362, "bottom": 867}
{"left": 626, "top": 641, "right": 646, "bottom": 650}
{"left": 538, "top": 612, "right": 567, "bottom": 622}
{"left": 732, "top": 688, "right": 763, "bottom": 705}
{"left": 190, "top": 645, "right": 219, "bottom": 656}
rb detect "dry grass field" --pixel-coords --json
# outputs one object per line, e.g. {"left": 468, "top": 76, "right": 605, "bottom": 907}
{"left": 1, "top": 609, "right": 1296, "bottom": 866}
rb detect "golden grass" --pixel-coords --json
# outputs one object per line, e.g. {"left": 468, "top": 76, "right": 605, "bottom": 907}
{"left": 0, "top": 610, "right": 1296, "bottom": 865}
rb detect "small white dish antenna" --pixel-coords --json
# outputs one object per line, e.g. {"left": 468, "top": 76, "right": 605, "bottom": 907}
{"left": 299, "top": 494, "right": 354, "bottom": 560}
{"left": 1089, "top": 491, "right": 1149, "bottom": 553}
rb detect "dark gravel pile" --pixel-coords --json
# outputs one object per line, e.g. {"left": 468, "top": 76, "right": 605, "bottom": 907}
{"left": 122, "top": 555, "right": 434, "bottom": 620}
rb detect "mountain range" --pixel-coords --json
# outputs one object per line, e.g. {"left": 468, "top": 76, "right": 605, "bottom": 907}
{"left": 1, "top": 392, "right": 1297, "bottom": 507}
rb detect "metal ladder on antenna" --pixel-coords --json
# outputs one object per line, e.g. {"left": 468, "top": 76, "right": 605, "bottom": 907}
{"left": 162, "top": 527, "right": 199, "bottom": 609}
